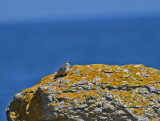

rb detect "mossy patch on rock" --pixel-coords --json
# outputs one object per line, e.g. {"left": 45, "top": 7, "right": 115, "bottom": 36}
{"left": 6, "top": 64, "right": 160, "bottom": 121}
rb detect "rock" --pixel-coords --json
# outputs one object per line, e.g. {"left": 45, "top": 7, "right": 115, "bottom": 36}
{"left": 6, "top": 64, "right": 160, "bottom": 121}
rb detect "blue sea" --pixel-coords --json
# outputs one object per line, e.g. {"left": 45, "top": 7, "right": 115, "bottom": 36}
{"left": 0, "top": 16, "right": 160, "bottom": 120}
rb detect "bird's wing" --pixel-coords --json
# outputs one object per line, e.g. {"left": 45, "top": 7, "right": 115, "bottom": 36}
{"left": 58, "top": 64, "right": 66, "bottom": 72}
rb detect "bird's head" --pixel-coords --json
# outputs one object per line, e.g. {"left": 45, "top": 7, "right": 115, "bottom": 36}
{"left": 65, "top": 61, "right": 70, "bottom": 64}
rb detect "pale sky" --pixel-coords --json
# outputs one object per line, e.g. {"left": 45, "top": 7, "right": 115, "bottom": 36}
{"left": 0, "top": 0, "right": 160, "bottom": 23}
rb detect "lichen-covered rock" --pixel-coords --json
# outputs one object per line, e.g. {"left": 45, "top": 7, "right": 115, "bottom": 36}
{"left": 6, "top": 64, "right": 160, "bottom": 121}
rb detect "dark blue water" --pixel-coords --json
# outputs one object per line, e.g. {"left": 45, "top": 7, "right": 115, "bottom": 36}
{"left": 0, "top": 16, "right": 160, "bottom": 120}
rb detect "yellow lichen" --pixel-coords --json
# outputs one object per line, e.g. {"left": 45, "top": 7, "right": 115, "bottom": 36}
{"left": 6, "top": 64, "right": 160, "bottom": 120}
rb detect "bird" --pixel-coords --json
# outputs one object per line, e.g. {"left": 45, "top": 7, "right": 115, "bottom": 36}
{"left": 55, "top": 61, "right": 70, "bottom": 78}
